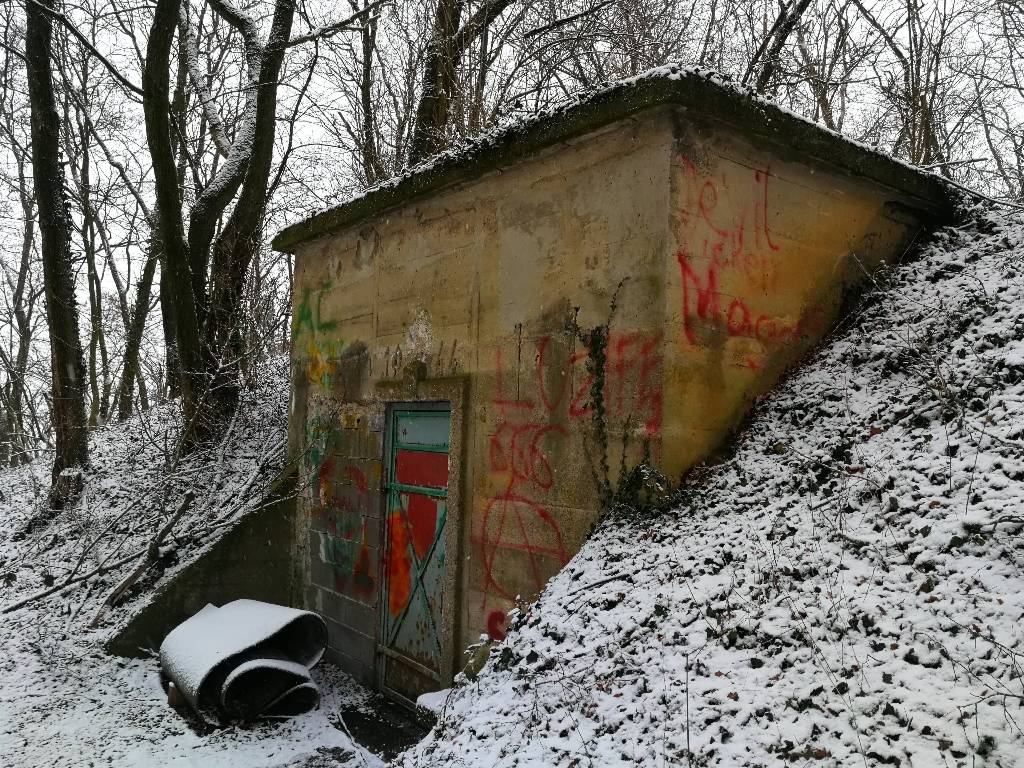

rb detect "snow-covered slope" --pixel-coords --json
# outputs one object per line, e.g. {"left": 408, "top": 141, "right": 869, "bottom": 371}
{"left": 6, "top": 206, "right": 1024, "bottom": 767}
{"left": 399, "top": 205, "right": 1024, "bottom": 768}
{"left": 0, "top": 359, "right": 380, "bottom": 767}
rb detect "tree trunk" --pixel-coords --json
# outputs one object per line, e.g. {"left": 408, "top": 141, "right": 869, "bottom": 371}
{"left": 158, "top": 31, "right": 189, "bottom": 403}
{"left": 468, "top": 22, "right": 488, "bottom": 134}
{"left": 24, "top": 0, "right": 90, "bottom": 497}
{"left": 7, "top": 158, "right": 37, "bottom": 466}
{"left": 116, "top": 244, "right": 159, "bottom": 421}
{"left": 143, "top": 0, "right": 209, "bottom": 442}
{"left": 755, "top": 0, "right": 814, "bottom": 94}
{"left": 409, "top": 0, "right": 462, "bottom": 165}
{"left": 159, "top": 260, "right": 181, "bottom": 400}
{"left": 0, "top": 395, "right": 9, "bottom": 467}
{"left": 173, "top": 20, "right": 210, "bottom": 330}
{"left": 204, "top": 0, "right": 296, "bottom": 419}
{"left": 86, "top": 250, "right": 101, "bottom": 426}
{"left": 80, "top": 130, "right": 106, "bottom": 427}
{"left": 354, "top": 0, "right": 381, "bottom": 184}
{"left": 408, "top": 0, "right": 516, "bottom": 165}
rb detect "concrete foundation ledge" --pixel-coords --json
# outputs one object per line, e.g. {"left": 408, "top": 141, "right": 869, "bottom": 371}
{"left": 106, "top": 468, "right": 299, "bottom": 658}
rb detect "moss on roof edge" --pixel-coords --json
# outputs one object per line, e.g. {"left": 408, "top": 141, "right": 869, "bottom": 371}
{"left": 272, "top": 69, "right": 953, "bottom": 253}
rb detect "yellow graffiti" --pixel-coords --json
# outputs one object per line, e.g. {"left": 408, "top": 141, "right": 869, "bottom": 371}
{"left": 294, "top": 283, "right": 341, "bottom": 386}
{"left": 306, "top": 340, "right": 332, "bottom": 385}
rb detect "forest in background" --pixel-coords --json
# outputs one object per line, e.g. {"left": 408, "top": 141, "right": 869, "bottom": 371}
{"left": 1, "top": 0, "right": 1022, "bottom": 503}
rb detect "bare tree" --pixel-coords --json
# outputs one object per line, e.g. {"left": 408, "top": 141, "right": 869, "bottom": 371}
{"left": 409, "top": 0, "right": 519, "bottom": 163}
{"left": 4, "top": 0, "right": 1024, "bottom": 472}
{"left": 23, "top": 0, "right": 89, "bottom": 499}
{"left": 743, "top": 0, "right": 815, "bottom": 93}
{"left": 0, "top": 8, "right": 43, "bottom": 466}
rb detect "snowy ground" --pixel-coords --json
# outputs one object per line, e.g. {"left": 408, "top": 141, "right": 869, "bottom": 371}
{"left": 6, "top": 206, "right": 1024, "bottom": 767}
{"left": 0, "top": 359, "right": 382, "bottom": 768}
{"left": 399, "top": 205, "right": 1024, "bottom": 767}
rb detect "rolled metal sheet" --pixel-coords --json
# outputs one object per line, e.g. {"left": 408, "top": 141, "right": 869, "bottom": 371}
{"left": 159, "top": 599, "right": 328, "bottom": 722}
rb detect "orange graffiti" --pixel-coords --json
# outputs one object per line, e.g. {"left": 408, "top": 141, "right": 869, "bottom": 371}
{"left": 386, "top": 510, "right": 411, "bottom": 616}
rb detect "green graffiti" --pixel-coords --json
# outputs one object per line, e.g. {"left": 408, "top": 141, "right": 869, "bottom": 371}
{"left": 293, "top": 282, "right": 343, "bottom": 386}
{"left": 320, "top": 527, "right": 357, "bottom": 570}
{"left": 293, "top": 281, "right": 338, "bottom": 337}
{"left": 303, "top": 415, "right": 335, "bottom": 493}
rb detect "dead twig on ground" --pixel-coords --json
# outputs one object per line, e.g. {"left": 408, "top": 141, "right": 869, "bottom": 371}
{"left": 1, "top": 548, "right": 146, "bottom": 614}
{"left": 89, "top": 491, "right": 195, "bottom": 627}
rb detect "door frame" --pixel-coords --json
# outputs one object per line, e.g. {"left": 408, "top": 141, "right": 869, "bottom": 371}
{"left": 374, "top": 376, "right": 467, "bottom": 707}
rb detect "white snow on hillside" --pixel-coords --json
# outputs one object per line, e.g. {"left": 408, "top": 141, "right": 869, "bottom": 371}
{"left": 0, "top": 359, "right": 380, "bottom": 768}
{"left": 399, "top": 205, "right": 1024, "bottom": 768}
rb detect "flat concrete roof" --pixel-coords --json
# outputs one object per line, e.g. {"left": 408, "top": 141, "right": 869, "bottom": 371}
{"left": 273, "top": 65, "right": 954, "bottom": 253}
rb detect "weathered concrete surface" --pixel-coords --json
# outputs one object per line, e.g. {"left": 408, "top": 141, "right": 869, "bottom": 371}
{"left": 280, "top": 86, "right": 949, "bottom": 698}
{"left": 660, "top": 114, "right": 927, "bottom": 473}
{"left": 107, "top": 470, "right": 298, "bottom": 657}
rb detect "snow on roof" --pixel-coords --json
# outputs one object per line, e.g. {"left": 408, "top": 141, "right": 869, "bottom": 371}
{"left": 273, "top": 64, "right": 953, "bottom": 253}
{"left": 396, "top": 204, "right": 1024, "bottom": 766}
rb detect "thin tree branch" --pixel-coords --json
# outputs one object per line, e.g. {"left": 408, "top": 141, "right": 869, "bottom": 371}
{"left": 24, "top": 0, "right": 143, "bottom": 95}
{"left": 180, "top": 4, "right": 231, "bottom": 157}
{"left": 524, "top": 0, "right": 611, "bottom": 39}
{"left": 285, "top": 0, "right": 391, "bottom": 48}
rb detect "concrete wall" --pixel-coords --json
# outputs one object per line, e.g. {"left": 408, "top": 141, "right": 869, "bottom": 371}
{"left": 661, "top": 113, "right": 923, "bottom": 472}
{"left": 108, "top": 470, "right": 298, "bottom": 657}
{"left": 288, "top": 107, "right": 930, "bottom": 690}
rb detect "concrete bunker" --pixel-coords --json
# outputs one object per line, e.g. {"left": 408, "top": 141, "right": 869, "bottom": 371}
{"left": 273, "top": 67, "right": 950, "bottom": 707}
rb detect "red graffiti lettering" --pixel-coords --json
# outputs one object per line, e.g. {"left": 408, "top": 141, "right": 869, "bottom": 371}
{"left": 675, "top": 156, "right": 819, "bottom": 348}
{"left": 727, "top": 299, "right": 751, "bottom": 335}
{"left": 479, "top": 332, "right": 663, "bottom": 637}
{"left": 675, "top": 156, "right": 818, "bottom": 351}
{"left": 679, "top": 249, "right": 818, "bottom": 347}
{"left": 489, "top": 422, "right": 566, "bottom": 491}
{"left": 480, "top": 493, "right": 568, "bottom": 606}
{"left": 678, "top": 155, "right": 780, "bottom": 265}
{"left": 679, "top": 252, "right": 719, "bottom": 345}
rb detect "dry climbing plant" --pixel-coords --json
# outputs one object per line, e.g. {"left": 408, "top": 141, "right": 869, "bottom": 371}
{"left": 567, "top": 279, "right": 672, "bottom": 518}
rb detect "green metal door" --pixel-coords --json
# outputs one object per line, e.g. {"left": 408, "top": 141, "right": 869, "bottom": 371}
{"left": 379, "top": 406, "right": 450, "bottom": 703}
